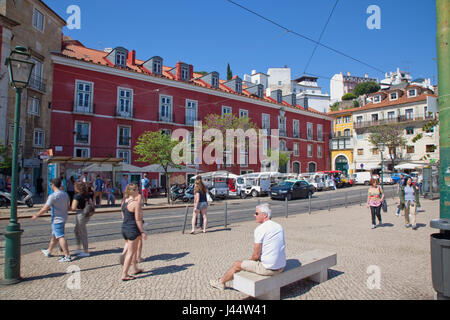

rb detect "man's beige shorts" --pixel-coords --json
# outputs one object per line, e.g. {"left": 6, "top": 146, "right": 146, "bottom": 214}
{"left": 241, "top": 260, "right": 284, "bottom": 276}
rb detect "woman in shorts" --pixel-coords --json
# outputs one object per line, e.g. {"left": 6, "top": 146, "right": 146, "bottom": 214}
{"left": 191, "top": 177, "right": 208, "bottom": 234}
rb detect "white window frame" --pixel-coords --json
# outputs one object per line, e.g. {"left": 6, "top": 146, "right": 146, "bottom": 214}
{"left": 278, "top": 116, "right": 287, "bottom": 136}
{"left": 28, "top": 96, "right": 40, "bottom": 116}
{"left": 153, "top": 59, "right": 162, "bottom": 74}
{"left": 317, "top": 124, "right": 323, "bottom": 141}
{"left": 307, "top": 122, "right": 313, "bottom": 140}
{"left": 181, "top": 65, "right": 190, "bottom": 81}
{"left": 317, "top": 145, "right": 323, "bottom": 158}
{"left": 405, "top": 108, "right": 414, "bottom": 120}
{"left": 116, "top": 51, "right": 127, "bottom": 67}
{"left": 74, "top": 80, "right": 94, "bottom": 113}
{"left": 33, "top": 129, "right": 45, "bottom": 147}
{"left": 239, "top": 144, "right": 248, "bottom": 167}
{"left": 8, "top": 125, "right": 23, "bottom": 145}
{"left": 212, "top": 74, "right": 219, "bottom": 88}
{"left": 186, "top": 99, "right": 198, "bottom": 125}
{"left": 239, "top": 109, "right": 249, "bottom": 118}
{"left": 262, "top": 114, "right": 270, "bottom": 134}
{"left": 74, "top": 147, "right": 90, "bottom": 158}
{"left": 293, "top": 119, "right": 300, "bottom": 138}
{"left": 373, "top": 95, "right": 381, "bottom": 103}
{"left": 117, "top": 149, "right": 131, "bottom": 164}
{"left": 117, "top": 126, "right": 131, "bottom": 147}
{"left": 74, "top": 121, "right": 91, "bottom": 145}
{"left": 159, "top": 95, "right": 173, "bottom": 122}
{"left": 307, "top": 144, "right": 313, "bottom": 158}
{"left": 117, "top": 87, "right": 133, "bottom": 117}
{"left": 387, "top": 111, "right": 395, "bottom": 120}
{"left": 336, "top": 117, "right": 342, "bottom": 124}
{"left": 390, "top": 92, "right": 398, "bottom": 101}
{"left": 293, "top": 143, "right": 299, "bottom": 156}
{"left": 407, "top": 89, "right": 417, "bottom": 98}
{"left": 222, "top": 106, "right": 232, "bottom": 116}
{"left": 32, "top": 8, "right": 44, "bottom": 32}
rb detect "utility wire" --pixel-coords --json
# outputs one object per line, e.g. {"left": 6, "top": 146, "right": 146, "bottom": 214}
{"left": 226, "top": 0, "right": 386, "bottom": 75}
{"left": 303, "top": 0, "right": 340, "bottom": 74}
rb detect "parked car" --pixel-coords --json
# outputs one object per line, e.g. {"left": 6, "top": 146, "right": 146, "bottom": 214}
{"left": 391, "top": 173, "right": 410, "bottom": 184}
{"left": 241, "top": 172, "right": 271, "bottom": 197}
{"left": 270, "top": 179, "right": 315, "bottom": 201}
{"left": 209, "top": 181, "right": 228, "bottom": 199}
{"left": 352, "top": 171, "right": 372, "bottom": 185}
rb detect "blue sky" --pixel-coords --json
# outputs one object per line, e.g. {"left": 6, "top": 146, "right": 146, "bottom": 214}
{"left": 44, "top": 0, "right": 438, "bottom": 94}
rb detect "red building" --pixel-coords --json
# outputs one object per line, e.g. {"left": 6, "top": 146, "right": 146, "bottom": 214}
{"left": 50, "top": 37, "right": 332, "bottom": 186}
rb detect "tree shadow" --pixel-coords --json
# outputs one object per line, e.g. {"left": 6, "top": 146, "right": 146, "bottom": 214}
{"left": 136, "top": 264, "right": 194, "bottom": 279}
{"left": 143, "top": 252, "right": 189, "bottom": 262}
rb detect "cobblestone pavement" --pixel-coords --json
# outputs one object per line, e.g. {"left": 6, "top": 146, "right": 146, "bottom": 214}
{"left": 0, "top": 196, "right": 439, "bottom": 300}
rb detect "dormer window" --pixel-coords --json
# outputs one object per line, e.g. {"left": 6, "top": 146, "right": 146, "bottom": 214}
{"left": 257, "top": 85, "right": 263, "bottom": 98}
{"left": 407, "top": 89, "right": 416, "bottom": 97}
{"left": 236, "top": 80, "right": 242, "bottom": 93}
{"left": 373, "top": 95, "right": 381, "bottom": 103}
{"left": 277, "top": 91, "right": 282, "bottom": 103}
{"left": 153, "top": 59, "right": 162, "bottom": 74}
{"left": 212, "top": 74, "right": 219, "bottom": 88}
{"left": 390, "top": 92, "right": 398, "bottom": 100}
{"left": 116, "top": 51, "right": 127, "bottom": 67}
{"left": 181, "top": 65, "right": 189, "bottom": 81}
{"left": 143, "top": 56, "right": 163, "bottom": 76}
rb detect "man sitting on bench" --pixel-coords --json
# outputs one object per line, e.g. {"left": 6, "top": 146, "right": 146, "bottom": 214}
{"left": 210, "top": 203, "right": 286, "bottom": 290}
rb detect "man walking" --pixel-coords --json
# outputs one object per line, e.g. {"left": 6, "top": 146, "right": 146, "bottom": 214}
{"left": 94, "top": 174, "right": 105, "bottom": 207}
{"left": 141, "top": 173, "right": 150, "bottom": 206}
{"left": 209, "top": 203, "right": 286, "bottom": 290}
{"left": 32, "top": 178, "right": 72, "bottom": 262}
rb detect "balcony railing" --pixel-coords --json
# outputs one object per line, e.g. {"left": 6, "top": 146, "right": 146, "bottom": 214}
{"left": 118, "top": 136, "right": 131, "bottom": 146}
{"left": 115, "top": 109, "right": 133, "bottom": 119}
{"left": 75, "top": 134, "right": 89, "bottom": 144}
{"left": 28, "top": 75, "right": 47, "bottom": 92}
{"left": 354, "top": 113, "right": 435, "bottom": 129}
{"left": 159, "top": 112, "right": 174, "bottom": 123}
{"left": 279, "top": 128, "right": 287, "bottom": 137}
{"left": 73, "top": 102, "right": 95, "bottom": 114}
{"left": 330, "top": 137, "right": 353, "bottom": 150}
{"left": 185, "top": 117, "right": 197, "bottom": 126}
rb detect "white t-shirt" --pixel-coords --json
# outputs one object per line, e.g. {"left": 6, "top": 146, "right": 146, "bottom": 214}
{"left": 254, "top": 220, "right": 286, "bottom": 270}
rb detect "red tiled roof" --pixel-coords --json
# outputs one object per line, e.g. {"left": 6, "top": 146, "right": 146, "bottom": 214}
{"left": 57, "top": 41, "right": 328, "bottom": 117}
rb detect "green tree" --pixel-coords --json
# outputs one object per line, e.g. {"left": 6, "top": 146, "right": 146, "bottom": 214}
{"left": 352, "top": 81, "right": 380, "bottom": 97}
{"left": 134, "top": 131, "right": 182, "bottom": 204}
{"left": 330, "top": 101, "right": 340, "bottom": 111}
{"left": 342, "top": 93, "right": 357, "bottom": 101}
{"left": 227, "top": 63, "right": 233, "bottom": 81}
{"left": 368, "top": 125, "right": 407, "bottom": 170}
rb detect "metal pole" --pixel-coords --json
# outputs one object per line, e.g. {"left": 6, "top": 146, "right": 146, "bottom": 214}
{"left": 2, "top": 88, "right": 23, "bottom": 285}
{"left": 328, "top": 192, "right": 331, "bottom": 211}
{"left": 308, "top": 193, "right": 312, "bottom": 214}
{"left": 181, "top": 205, "right": 189, "bottom": 234}
{"left": 224, "top": 202, "right": 228, "bottom": 229}
{"left": 285, "top": 196, "right": 288, "bottom": 218}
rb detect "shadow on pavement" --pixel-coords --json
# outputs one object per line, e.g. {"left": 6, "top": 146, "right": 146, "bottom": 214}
{"left": 378, "top": 223, "right": 394, "bottom": 228}
{"left": 136, "top": 264, "right": 195, "bottom": 279}
{"left": 88, "top": 247, "right": 123, "bottom": 257}
{"left": 144, "top": 252, "right": 189, "bottom": 262}
{"left": 23, "top": 272, "right": 66, "bottom": 282}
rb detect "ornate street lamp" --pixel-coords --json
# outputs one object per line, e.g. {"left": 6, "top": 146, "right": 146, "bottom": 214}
{"left": 377, "top": 142, "right": 385, "bottom": 190}
{"left": 1, "top": 47, "right": 34, "bottom": 285}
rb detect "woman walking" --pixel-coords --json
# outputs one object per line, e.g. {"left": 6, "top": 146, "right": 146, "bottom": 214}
{"left": 366, "top": 178, "right": 384, "bottom": 229}
{"left": 121, "top": 184, "right": 147, "bottom": 281}
{"left": 400, "top": 177, "right": 420, "bottom": 230}
{"left": 71, "top": 182, "right": 94, "bottom": 257}
{"left": 191, "top": 177, "right": 208, "bottom": 234}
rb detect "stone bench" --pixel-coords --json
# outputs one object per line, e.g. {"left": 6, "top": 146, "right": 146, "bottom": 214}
{"left": 232, "top": 249, "right": 337, "bottom": 300}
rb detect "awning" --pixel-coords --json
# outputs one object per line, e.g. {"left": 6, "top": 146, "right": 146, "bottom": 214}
{"left": 140, "top": 164, "right": 200, "bottom": 173}
{"left": 394, "top": 163, "right": 421, "bottom": 170}
{"left": 46, "top": 156, "right": 124, "bottom": 164}
{"left": 83, "top": 163, "right": 144, "bottom": 173}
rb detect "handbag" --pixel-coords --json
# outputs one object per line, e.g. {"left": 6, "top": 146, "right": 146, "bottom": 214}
{"left": 382, "top": 199, "right": 388, "bottom": 213}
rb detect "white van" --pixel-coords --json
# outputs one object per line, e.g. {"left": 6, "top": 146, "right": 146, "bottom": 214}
{"left": 352, "top": 171, "right": 372, "bottom": 185}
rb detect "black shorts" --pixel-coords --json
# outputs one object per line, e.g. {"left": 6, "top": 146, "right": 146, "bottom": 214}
{"left": 121, "top": 226, "right": 141, "bottom": 241}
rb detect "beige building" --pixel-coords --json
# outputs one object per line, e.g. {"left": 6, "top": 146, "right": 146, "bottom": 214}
{"left": 0, "top": 0, "right": 65, "bottom": 191}
{"left": 352, "top": 84, "right": 438, "bottom": 172}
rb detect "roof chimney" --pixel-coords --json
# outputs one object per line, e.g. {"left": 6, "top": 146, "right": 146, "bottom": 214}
{"left": 251, "top": 70, "right": 256, "bottom": 75}
{"left": 347, "top": 72, "right": 351, "bottom": 76}
{"left": 127, "top": 50, "right": 136, "bottom": 66}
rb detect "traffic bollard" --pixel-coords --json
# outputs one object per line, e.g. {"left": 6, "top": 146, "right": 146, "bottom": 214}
{"left": 182, "top": 205, "right": 189, "bottom": 234}
{"left": 285, "top": 197, "right": 288, "bottom": 218}
{"left": 225, "top": 202, "right": 228, "bottom": 229}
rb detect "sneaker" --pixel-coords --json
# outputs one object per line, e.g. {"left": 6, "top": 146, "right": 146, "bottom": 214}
{"left": 73, "top": 249, "right": 83, "bottom": 255}
{"left": 405, "top": 224, "right": 411, "bottom": 228}
{"left": 41, "top": 249, "right": 52, "bottom": 257}
{"left": 209, "top": 278, "right": 225, "bottom": 291}
{"left": 58, "top": 256, "right": 72, "bottom": 262}
{"left": 378, "top": 221, "right": 383, "bottom": 226}
{"left": 77, "top": 252, "right": 90, "bottom": 258}
{"left": 412, "top": 225, "right": 418, "bottom": 230}
{"left": 371, "top": 224, "right": 376, "bottom": 229}
{"left": 395, "top": 213, "right": 400, "bottom": 217}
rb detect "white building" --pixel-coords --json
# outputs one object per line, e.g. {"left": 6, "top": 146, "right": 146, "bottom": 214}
{"left": 352, "top": 84, "right": 438, "bottom": 172}
{"left": 380, "top": 68, "right": 434, "bottom": 91}
{"left": 330, "top": 72, "right": 378, "bottom": 104}
{"left": 244, "top": 67, "right": 331, "bottom": 113}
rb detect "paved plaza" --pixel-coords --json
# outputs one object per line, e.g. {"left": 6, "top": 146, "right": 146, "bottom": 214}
{"left": 0, "top": 196, "right": 439, "bottom": 300}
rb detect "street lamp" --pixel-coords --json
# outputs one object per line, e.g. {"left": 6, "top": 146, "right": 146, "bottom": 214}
{"left": 377, "top": 142, "right": 385, "bottom": 190}
{"left": 1, "top": 47, "right": 34, "bottom": 285}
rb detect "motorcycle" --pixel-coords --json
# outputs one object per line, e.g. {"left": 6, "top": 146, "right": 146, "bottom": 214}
{"left": 170, "top": 184, "right": 186, "bottom": 202}
{"left": 0, "top": 186, "right": 34, "bottom": 208}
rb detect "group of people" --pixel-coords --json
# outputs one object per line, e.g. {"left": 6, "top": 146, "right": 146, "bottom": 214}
{"left": 366, "top": 174, "right": 422, "bottom": 230}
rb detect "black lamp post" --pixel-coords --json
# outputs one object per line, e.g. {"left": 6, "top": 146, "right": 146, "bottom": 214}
{"left": 377, "top": 142, "right": 385, "bottom": 189}
{"left": 1, "top": 46, "right": 34, "bottom": 285}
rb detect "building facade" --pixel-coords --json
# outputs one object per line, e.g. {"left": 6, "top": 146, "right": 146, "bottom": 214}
{"left": 327, "top": 110, "right": 354, "bottom": 175}
{"left": 50, "top": 40, "right": 332, "bottom": 187}
{"left": 0, "top": 0, "right": 65, "bottom": 192}
{"left": 351, "top": 84, "right": 438, "bottom": 172}
{"left": 330, "top": 71, "right": 378, "bottom": 104}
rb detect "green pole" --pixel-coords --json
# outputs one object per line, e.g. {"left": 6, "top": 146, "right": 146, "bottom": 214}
{"left": 437, "top": 0, "right": 450, "bottom": 221}
{"left": 2, "top": 88, "right": 24, "bottom": 285}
